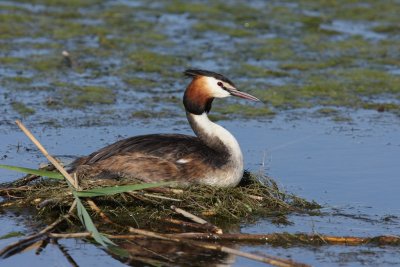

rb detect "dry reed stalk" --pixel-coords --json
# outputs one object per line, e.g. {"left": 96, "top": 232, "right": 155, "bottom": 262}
{"left": 0, "top": 200, "right": 77, "bottom": 258}
{"left": 128, "top": 227, "right": 308, "bottom": 267}
{"left": 144, "top": 187, "right": 183, "bottom": 194}
{"left": 20, "top": 240, "right": 45, "bottom": 255}
{"left": 52, "top": 239, "right": 79, "bottom": 267}
{"left": 248, "top": 194, "right": 264, "bottom": 200}
{"left": 10, "top": 174, "right": 41, "bottom": 187}
{"left": 50, "top": 232, "right": 92, "bottom": 238}
{"left": 128, "top": 191, "right": 181, "bottom": 202}
{"left": 87, "top": 199, "right": 116, "bottom": 225}
{"left": 15, "top": 120, "right": 77, "bottom": 189}
{"left": 0, "top": 186, "right": 31, "bottom": 193}
{"left": 142, "top": 192, "right": 181, "bottom": 201}
{"left": 160, "top": 217, "right": 222, "bottom": 233}
{"left": 34, "top": 238, "right": 49, "bottom": 255}
{"left": 166, "top": 233, "right": 400, "bottom": 245}
{"left": 171, "top": 205, "right": 223, "bottom": 234}
{"left": 47, "top": 231, "right": 400, "bottom": 247}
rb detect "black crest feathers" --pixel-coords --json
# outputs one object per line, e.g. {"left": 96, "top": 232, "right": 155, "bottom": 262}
{"left": 184, "top": 69, "right": 235, "bottom": 87}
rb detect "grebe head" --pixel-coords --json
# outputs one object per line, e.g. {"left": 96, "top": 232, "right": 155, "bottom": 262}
{"left": 183, "top": 69, "right": 260, "bottom": 115}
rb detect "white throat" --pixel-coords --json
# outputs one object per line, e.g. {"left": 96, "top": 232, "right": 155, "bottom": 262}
{"left": 186, "top": 112, "right": 244, "bottom": 186}
{"left": 187, "top": 112, "right": 241, "bottom": 155}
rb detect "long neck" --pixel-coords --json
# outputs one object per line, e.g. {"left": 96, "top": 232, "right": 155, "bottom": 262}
{"left": 186, "top": 112, "right": 243, "bottom": 161}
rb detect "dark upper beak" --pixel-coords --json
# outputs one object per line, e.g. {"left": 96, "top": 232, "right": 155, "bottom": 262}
{"left": 227, "top": 88, "right": 260, "bottom": 101}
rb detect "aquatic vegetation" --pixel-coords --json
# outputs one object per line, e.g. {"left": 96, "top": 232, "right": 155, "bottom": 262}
{"left": 0, "top": 232, "right": 24, "bottom": 240}
{"left": 4, "top": 76, "right": 33, "bottom": 84}
{"left": 13, "top": 0, "right": 104, "bottom": 8}
{"left": 373, "top": 24, "right": 400, "bottom": 34}
{"left": 165, "top": 1, "right": 220, "bottom": 16}
{"left": 11, "top": 101, "right": 35, "bottom": 116}
{"left": 193, "top": 22, "right": 254, "bottom": 38}
{"left": 123, "top": 77, "right": 159, "bottom": 91}
{"left": 1, "top": 169, "right": 319, "bottom": 225}
{"left": 250, "top": 67, "right": 400, "bottom": 112}
{"left": 0, "top": 13, "right": 35, "bottom": 38}
{"left": 126, "top": 50, "right": 183, "bottom": 75}
{"left": 61, "top": 85, "right": 116, "bottom": 108}
{"left": 280, "top": 57, "right": 352, "bottom": 71}
{"left": 29, "top": 56, "right": 63, "bottom": 72}
{"left": 131, "top": 109, "right": 178, "bottom": 119}
{"left": 250, "top": 38, "right": 296, "bottom": 61}
{"left": 214, "top": 103, "right": 275, "bottom": 117}
{"left": 232, "top": 63, "right": 288, "bottom": 78}
{"left": 1, "top": 0, "right": 399, "bottom": 125}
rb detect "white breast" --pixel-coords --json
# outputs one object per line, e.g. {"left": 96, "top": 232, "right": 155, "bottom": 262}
{"left": 188, "top": 113, "right": 244, "bottom": 187}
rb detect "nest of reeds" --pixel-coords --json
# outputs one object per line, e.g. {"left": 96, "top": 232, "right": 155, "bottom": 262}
{"left": 1, "top": 170, "right": 320, "bottom": 227}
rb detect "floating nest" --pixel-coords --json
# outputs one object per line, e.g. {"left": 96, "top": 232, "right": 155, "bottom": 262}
{"left": 2, "top": 169, "right": 399, "bottom": 266}
{"left": 0, "top": 170, "right": 320, "bottom": 227}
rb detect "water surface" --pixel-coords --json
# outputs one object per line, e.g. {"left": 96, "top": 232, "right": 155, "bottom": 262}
{"left": 1, "top": 0, "right": 400, "bottom": 265}
{"left": 1, "top": 110, "right": 399, "bottom": 266}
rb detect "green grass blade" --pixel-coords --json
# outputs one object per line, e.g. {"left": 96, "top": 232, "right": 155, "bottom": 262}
{"left": 73, "top": 191, "right": 115, "bottom": 247}
{"left": 0, "top": 231, "right": 25, "bottom": 240}
{"left": 0, "top": 164, "right": 63, "bottom": 179}
{"left": 76, "top": 181, "right": 172, "bottom": 197}
{"left": 107, "top": 245, "right": 130, "bottom": 258}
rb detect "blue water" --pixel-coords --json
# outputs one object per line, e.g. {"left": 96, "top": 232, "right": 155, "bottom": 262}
{"left": 1, "top": 110, "right": 399, "bottom": 266}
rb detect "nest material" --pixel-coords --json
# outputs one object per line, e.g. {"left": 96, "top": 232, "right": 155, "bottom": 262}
{"left": 1, "top": 171, "right": 320, "bottom": 226}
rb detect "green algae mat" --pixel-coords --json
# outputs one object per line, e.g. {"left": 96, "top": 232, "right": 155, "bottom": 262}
{"left": 1, "top": 0, "right": 399, "bottom": 127}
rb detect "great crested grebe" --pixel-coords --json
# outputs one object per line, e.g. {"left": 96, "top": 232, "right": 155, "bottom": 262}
{"left": 71, "top": 69, "right": 259, "bottom": 187}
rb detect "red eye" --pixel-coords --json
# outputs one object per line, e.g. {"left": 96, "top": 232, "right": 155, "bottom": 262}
{"left": 217, "top": 82, "right": 223, "bottom": 87}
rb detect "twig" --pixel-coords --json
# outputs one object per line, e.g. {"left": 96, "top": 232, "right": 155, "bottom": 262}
{"left": 248, "top": 194, "right": 264, "bottom": 201}
{"left": 15, "top": 120, "right": 77, "bottom": 188}
{"left": 166, "top": 233, "right": 400, "bottom": 246}
{"left": 165, "top": 233, "right": 375, "bottom": 245}
{"left": 19, "top": 240, "right": 44, "bottom": 255}
{"left": 126, "top": 255, "right": 175, "bottom": 267}
{"left": 171, "top": 205, "right": 207, "bottom": 224}
{"left": 171, "top": 205, "right": 222, "bottom": 234}
{"left": 35, "top": 238, "right": 49, "bottom": 255}
{"left": 128, "top": 228, "right": 306, "bottom": 267}
{"left": 0, "top": 186, "right": 31, "bottom": 193}
{"left": 9, "top": 174, "right": 41, "bottom": 187}
{"left": 0, "top": 200, "right": 77, "bottom": 258}
{"left": 50, "top": 232, "right": 92, "bottom": 239}
{"left": 127, "top": 191, "right": 147, "bottom": 201}
{"left": 52, "top": 239, "right": 79, "bottom": 267}
{"left": 128, "top": 192, "right": 181, "bottom": 202}
{"left": 143, "top": 193, "right": 181, "bottom": 202}
{"left": 160, "top": 218, "right": 221, "bottom": 233}
{"left": 37, "top": 198, "right": 59, "bottom": 209}
{"left": 73, "top": 173, "right": 80, "bottom": 190}
{"left": 144, "top": 187, "right": 183, "bottom": 195}
{"left": 87, "top": 199, "right": 120, "bottom": 227}
{"left": 47, "top": 231, "right": 400, "bottom": 247}
{"left": 87, "top": 199, "right": 112, "bottom": 223}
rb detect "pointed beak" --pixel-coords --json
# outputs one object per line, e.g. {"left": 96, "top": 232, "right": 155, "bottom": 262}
{"left": 228, "top": 88, "right": 260, "bottom": 101}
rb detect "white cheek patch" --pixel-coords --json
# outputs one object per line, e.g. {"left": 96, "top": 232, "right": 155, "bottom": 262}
{"left": 204, "top": 77, "right": 231, "bottom": 98}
